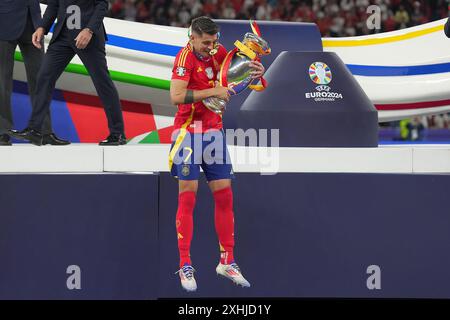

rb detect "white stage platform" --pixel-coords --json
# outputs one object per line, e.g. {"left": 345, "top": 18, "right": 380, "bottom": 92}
{"left": 0, "top": 144, "right": 449, "bottom": 174}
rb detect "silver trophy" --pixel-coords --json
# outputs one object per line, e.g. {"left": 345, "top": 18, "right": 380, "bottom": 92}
{"left": 203, "top": 25, "right": 271, "bottom": 115}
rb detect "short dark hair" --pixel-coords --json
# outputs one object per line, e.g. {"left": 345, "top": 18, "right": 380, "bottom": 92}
{"left": 190, "top": 16, "right": 219, "bottom": 36}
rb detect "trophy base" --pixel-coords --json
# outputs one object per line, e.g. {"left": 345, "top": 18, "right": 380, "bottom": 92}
{"left": 202, "top": 97, "right": 227, "bottom": 115}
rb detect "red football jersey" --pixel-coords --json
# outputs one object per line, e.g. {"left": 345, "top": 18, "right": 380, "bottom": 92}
{"left": 171, "top": 43, "right": 228, "bottom": 133}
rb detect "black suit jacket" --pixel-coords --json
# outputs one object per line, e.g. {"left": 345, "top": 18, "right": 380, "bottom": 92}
{"left": 445, "top": 18, "right": 450, "bottom": 38}
{"left": 0, "top": 0, "right": 42, "bottom": 41}
{"left": 40, "top": 0, "right": 108, "bottom": 43}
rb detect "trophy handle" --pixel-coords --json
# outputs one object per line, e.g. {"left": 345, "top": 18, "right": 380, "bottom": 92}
{"left": 248, "top": 76, "right": 267, "bottom": 92}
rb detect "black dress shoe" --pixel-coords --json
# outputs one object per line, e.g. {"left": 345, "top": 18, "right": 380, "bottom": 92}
{"left": 42, "top": 133, "right": 71, "bottom": 145}
{"left": 0, "top": 133, "right": 12, "bottom": 146}
{"left": 9, "top": 128, "right": 43, "bottom": 146}
{"left": 99, "top": 134, "right": 127, "bottom": 146}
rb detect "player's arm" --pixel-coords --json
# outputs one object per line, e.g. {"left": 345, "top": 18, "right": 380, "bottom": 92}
{"left": 170, "top": 80, "right": 230, "bottom": 105}
{"left": 40, "top": 0, "right": 59, "bottom": 34}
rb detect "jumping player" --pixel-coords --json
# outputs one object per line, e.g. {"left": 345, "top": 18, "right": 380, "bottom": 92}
{"left": 169, "top": 16, "right": 265, "bottom": 292}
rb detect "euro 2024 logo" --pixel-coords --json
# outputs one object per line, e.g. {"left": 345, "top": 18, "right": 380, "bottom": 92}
{"left": 309, "top": 62, "right": 332, "bottom": 91}
{"left": 306, "top": 62, "right": 343, "bottom": 101}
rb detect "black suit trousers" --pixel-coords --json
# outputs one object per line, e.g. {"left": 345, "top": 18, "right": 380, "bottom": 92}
{"left": 29, "top": 26, "right": 124, "bottom": 135}
{"left": 0, "top": 12, "right": 52, "bottom": 134}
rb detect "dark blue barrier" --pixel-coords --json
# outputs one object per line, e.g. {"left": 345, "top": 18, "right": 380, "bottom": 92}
{"left": 0, "top": 174, "right": 159, "bottom": 299}
{"left": 214, "top": 20, "right": 323, "bottom": 130}
{"left": 237, "top": 51, "right": 379, "bottom": 147}
{"left": 159, "top": 172, "right": 450, "bottom": 298}
{"left": 2, "top": 172, "right": 450, "bottom": 298}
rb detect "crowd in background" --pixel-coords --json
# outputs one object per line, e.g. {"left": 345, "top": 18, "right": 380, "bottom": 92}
{"left": 29, "top": 1, "right": 450, "bottom": 141}
{"left": 107, "top": 0, "right": 450, "bottom": 140}
{"left": 381, "top": 115, "right": 450, "bottom": 142}
{"left": 107, "top": 0, "right": 449, "bottom": 36}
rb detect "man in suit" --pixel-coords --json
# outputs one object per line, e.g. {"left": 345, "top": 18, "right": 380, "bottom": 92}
{"left": 10, "top": 0, "right": 126, "bottom": 146}
{"left": 0, "top": 0, "right": 67, "bottom": 146}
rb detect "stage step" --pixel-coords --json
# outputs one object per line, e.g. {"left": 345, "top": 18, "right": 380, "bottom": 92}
{"left": 1, "top": 144, "right": 449, "bottom": 173}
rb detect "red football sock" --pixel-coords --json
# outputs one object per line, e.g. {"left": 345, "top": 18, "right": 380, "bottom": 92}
{"left": 213, "top": 187, "right": 235, "bottom": 265}
{"left": 176, "top": 191, "right": 196, "bottom": 268}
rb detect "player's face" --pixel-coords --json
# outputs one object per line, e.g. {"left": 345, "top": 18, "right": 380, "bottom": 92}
{"left": 191, "top": 32, "right": 219, "bottom": 57}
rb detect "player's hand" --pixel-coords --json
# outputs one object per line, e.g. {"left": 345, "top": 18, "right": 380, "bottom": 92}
{"left": 213, "top": 81, "right": 230, "bottom": 101}
{"left": 32, "top": 27, "right": 45, "bottom": 49}
{"left": 249, "top": 60, "right": 265, "bottom": 79}
{"left": 214, "top": 85, "right": 230, "bottom": 101}
{"left": 75, "top": 28, "right": 93, "bottom": 49}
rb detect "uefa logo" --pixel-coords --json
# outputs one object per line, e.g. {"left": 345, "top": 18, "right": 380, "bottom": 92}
{"left": 309, "top": 62, "right": 332, "bottom": 85}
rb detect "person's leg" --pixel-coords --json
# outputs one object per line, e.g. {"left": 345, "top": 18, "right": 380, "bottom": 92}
{"left": 174, "top": 178, "right": 200, "bottom": 292}
{"left": 203, "top": 130, "right": 236, "bottom": 264}
{"left": 208, "top": 179, "right": 235, "bottom": 264}
{"left": 209, "top": 179, "right": 250, "bottom": 287}
{"left": 28, "top": 39, "right": 75, "bottom": 132}
{"left": 17, "top": 14, "right": 52, "bottom": 134}
{"left": 76, "top": 35, "right": 125, "bottom": 139}
{"left": 170, "top": 131, "right": 201, "bottom": 292}
{"left": 203, "top": 131, "right": 250, "bottom": 287}
{"left": 177, "top": 180, "right": 198, "bottom": 268}
{"left": 0, "top": 39, "right": 16, "bottom": 137}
